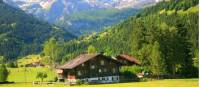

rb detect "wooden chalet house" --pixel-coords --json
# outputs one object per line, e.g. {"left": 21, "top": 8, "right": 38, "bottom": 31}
{"left": 56, "top": 53, "right": 140, "bottom": 84}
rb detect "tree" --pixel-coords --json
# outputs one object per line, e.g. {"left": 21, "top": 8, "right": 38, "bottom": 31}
{"left": 130, "top": 20, "right": 145, "bottom": 56}
{"left": 87, "top": 45, "right": 96, "bottom": 54}
{"left": 43, "top": 37, "right": 57, "bottom": 65}
{"left": 7, "top": 62, "right": 18, "bottom": 68}
{"left": 138, "top": 44, "right": 152, "bottom": 66}
{"left": 0, "top": 56, "right": 5, "bottom": 64}
{"left": 150, "top": 41, "right": 165, "bottom": 79}
{"left": 193, "top": 49, "right": 198, "bottom": 68}
{"left": 0, "top": 64, "right": 9, "bottom": 82}
{"left": 36, "top": 72, "right": 48, "bottom": 82}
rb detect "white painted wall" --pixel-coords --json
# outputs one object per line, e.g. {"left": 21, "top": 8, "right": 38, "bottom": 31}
{"left": 67, "top": 76, "right": 120, "bottom": 83}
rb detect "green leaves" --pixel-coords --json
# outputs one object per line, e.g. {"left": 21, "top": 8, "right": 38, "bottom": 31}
{"left": 0, "top": 64, "right": 9, "bottom": 82}
{"left": 36, "top": 72, "right": 48, "bottom": 82}
{"left": 87, "top": 45, "right": 96, "bottom": 54}
{"left": 43, "top": 37, "right": 58, "bottom": 65}
{"left": 150, "top": 41, "right": 165, "bottom": 75}
{"left": 0, "top": 56, "right": 5, "bottom": 64}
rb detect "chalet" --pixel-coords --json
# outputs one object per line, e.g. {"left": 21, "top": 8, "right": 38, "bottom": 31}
{"left": 56, "top": 53, "right": 140, "bottom": 84}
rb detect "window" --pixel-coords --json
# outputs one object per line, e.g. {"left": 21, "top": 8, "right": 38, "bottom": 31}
{"left": 78, "top": 71, "right": 81, "bottom": 76}
{"left": 91, "top": 65, "right": 95, "bottom": 69}
{"left": 103, "top": 68, "right": 107, "bottom": 72}
{"left": 100, "top": 60, "right": 104, "bottom": 65}
{"left": 105, "top": 77, "right": 108, "bottom": 80}
{"left": 82, "top": 63, "right": 84, "bottom": 67}
{"left": 99, "top": 69, "right": 102, "bottom": 73}
{"left": 112, "top": 77, "right": 114, "bottom": 81}
{"left": 99, "top": 77, "right": 102, "bottom": 80}
{"left": 116, "top": 77, "right": 119, "bottom": 80}
{"left": 112, "top": 68, "right": 116, "bottom": 73}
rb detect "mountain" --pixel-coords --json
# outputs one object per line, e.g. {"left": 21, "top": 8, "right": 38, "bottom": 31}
{"left": 47, "top": 0, "right": 198, "bottom": 76}
{"left": 3, "top": 0, "right": 161, "bottom": 14}
{"left": 3, "top": 0, "right": 162, "bottom": 36}
{"left": 0, "top": 1, "right": 75, "bottom": 60}
{"left": 55, "top": 8, "right": 139, "bottom": 35}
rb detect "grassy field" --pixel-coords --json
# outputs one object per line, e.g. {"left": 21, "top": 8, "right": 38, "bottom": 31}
{"left": 0, "top": 79, "right": 198, "bottom": 87}
{"left": 7, "top": 68, "right": 56, "bottom": 82}
{"left": 17, "top": 55, "right": 42, "bottom": 67}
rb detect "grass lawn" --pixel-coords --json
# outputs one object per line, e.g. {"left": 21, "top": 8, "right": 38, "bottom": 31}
{"left": 7, "top": 68, "right": 56, "bottom": 82}
{"left": 17, "top": 55, "right": 42, "bottom": 67}
{"left": 0, "top": 79, "right": 198, "bottom": 87}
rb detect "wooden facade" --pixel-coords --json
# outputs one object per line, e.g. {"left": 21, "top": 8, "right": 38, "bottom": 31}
{"left": 56, "top": 53, "right": 140, "bottom": 83}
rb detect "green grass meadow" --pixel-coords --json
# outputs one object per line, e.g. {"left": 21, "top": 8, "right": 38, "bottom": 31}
{"left": 7, "top": 68, "right": 56, "bottom": 82}
{"left": 0, "top": 79, "right": 198, "bottom": 87}
{"left": 3, "top": 68, "right": 199, "bottom": 87}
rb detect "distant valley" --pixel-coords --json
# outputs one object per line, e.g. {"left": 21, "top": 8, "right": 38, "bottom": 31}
{"left": 3, "top": 0, "right": 161, "bottom": 36}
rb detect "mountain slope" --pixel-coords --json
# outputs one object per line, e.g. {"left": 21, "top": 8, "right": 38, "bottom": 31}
{"left": 50, "top": 0, "right": 198, "bottom": 76}
{"left": 55, "top": 8, "right": 139, "bottom": 35}
{"left": 0, "top": 1, "right": 75, "bottom": 60}
{"left": 3, "top": 0, "right": 161, "bottom": 36}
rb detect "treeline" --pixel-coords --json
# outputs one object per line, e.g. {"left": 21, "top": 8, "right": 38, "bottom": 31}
{"left": 0, "top": 2, "right": 75, "bottom": 60}
{"left": 137, "top": 0, "right": 198, "bottom": 17}
{"left": 42, "top": 0, "right": 198, "bottom": 77}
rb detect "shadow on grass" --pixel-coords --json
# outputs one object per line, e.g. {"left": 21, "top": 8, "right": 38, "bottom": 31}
{"left": 0, "top": 81, "right": 15, "bottom": 84}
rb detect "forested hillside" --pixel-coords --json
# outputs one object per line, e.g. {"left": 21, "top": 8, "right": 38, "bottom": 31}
{"left": 55, "top": 8, "right": 139, "bottom": 36}
{"left": 3, "top": 0, "right": 155, "bottom": 36}
{"left": 43, "top": 0, "right": 198, "bottom": 77}
{"left": 0, "top": 1, "right": 75, "bottom": 60}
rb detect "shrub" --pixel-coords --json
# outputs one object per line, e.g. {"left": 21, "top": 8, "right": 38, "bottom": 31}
{"left": 0, "top": 64, "right": 9, "bottom": 82}
{"left": 76, "top": 80, "right": 84, "bottom": 85}
{"left": 120, "top": 66, "right": 142, "bottom": 74}
{"left": 36, "top": 72, "right": 48, "bottom": 82}
{"left": 7, "top": 62, "right": 18, "bottom": 68}
{"left": 120, "top": 66, "right": 142, "bottom": 81}
{"left": 54, "top": 77, "right": 58, "bottom": 82}
{"left": 76, "top": 80, "right": 88, "bottom": 85}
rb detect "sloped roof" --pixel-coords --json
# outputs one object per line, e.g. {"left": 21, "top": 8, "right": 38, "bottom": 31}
{"left": 57, "top": 53, "right": 100, "bottom": 69}
{"left": 57, "top": 53, "right": 140, "bottom": 70}
{"left": 116, "top": 54, "right": 141, "bottom": 65}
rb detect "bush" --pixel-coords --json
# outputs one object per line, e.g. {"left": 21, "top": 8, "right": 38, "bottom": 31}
{"left": 76, "top": 80, "right": 83, "bottom": 85}
{"left": 0, "top": 64, "right": 9, "bottom": 82}
{"left": 179, "top": 66, "right": 199, "bottom": 78}
{"left": 120, "top": 66, "right": 142, "bottom": 82}
{"left": 7, "top": 62, "right": 18, "bottom": 68}
{"left": 76, "top": 80, "right": 88, "bottom": 85}
{"left": 120, "top": 66, "right": 142, "bottom": 74}
{"left": 36, "top": 72, "right": 48, "bottom": 82}
{"left": 121, "top": 71, "right": 140, "bottom": 81}
{"left": 54, "top": 77, "right": 58, "bottom": 82}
